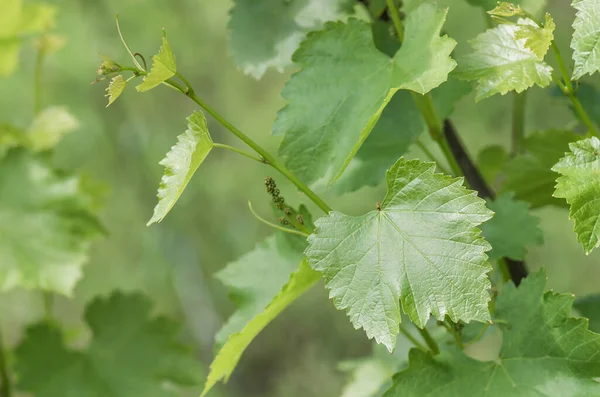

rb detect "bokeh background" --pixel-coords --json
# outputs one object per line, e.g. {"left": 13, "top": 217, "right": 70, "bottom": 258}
{"left": 0, "top": 0, "right": 598, "bottom": 396}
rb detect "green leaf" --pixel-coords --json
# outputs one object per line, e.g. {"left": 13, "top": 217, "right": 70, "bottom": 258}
{"left": 214, "top": 233, "right": 303, "bottom": 346}
{"left": 339, "top": 358, "right": 397, "bottom": 397}
{"left": 466, "top": 0, "right": 547, "bottom": 18}
{"left": 15, "top": 293, "right": 204, "bottom": 396}
{"left": 383, "top": 270, "right": 600, "bottom": 396}
{"left": 515, "top": 13, "right": 555, "bottom": 59}
{"left": 574, "top": 294, "right": 600, "bottom": 333}
{"left": 26, "top": 106, "right": 79, "bottom": 151}
{"left": 148, "top": 111, "right": 213, "bottom": 225}
{"left": 571, "top": 0, "right": 600, "bottom": 79}
{"left": 476, "top": 145, "right": 508, "bottom": 189}
{"left": 552, "top": 136, "right": 600, "bottom": 254}
{"left": 136, "top": 31, "right": 177, "bottom": 92}
{"left": 202, "top": 260, "right": 320, "bottom": 397}
{"left": 306, "top": 158, "right": 493, "bottom": 351}
{"left": 228, "top": 0, "right": 353, "bottom": 79}
{"left": 481, "top": 193, "right": 543, "bottom": 260}
{"left": 274, "top": 3, "right": 457, "bottom": 186}
{"left": 456, "top": 18, "right": 553, "bottom": 101}
{"left": 488, "top": 1, "right": 526, "bottom": 16}
{"left": 0, "top": 150, "right": 102, "bottom": 295}
{"left": 502, "top": 130, "right": 583, "bottom": 208}
{"left": 106, "top": 75, "right": 127, "bottom": 107}
{"left": 17, "top": 3, "right": 56, "bottom": 34}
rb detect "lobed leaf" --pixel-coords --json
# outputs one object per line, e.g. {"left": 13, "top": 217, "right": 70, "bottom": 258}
{"left": 136, "top": 31, "right": 177, "bottom": 92}
{"left": 274, "top": 3, "right": 457, "bottom": 186}
{"left": 481, "top": 192, "right": 543, "bottom": 260}
{"left": 26, "top": 106, "right": 79, "bottom": 151}
{"left": 15, "top": 293, "right": 204, "bottom": 397}
{"left": 571, "top": 0, "right": 600, "bottom": 79}
{"left": 306, "top": 158, "right": 493, "bottom": 351}
{"left": 106, "top": 75, "right": 126, "bottom": 107}
{"left": 202, "top": 260, "right": 320, "bottom": 396}
{"left": 552, "top": 136, "right": 600, "bottom": 254}
{"left": 515, "top": 13, "right": 555, "bottom": 59}
{"left": 383, "top": 270, "right": 600, "bottom": 396}
{"left": 456, "top": 18, "right": 553, "bottom": 100}
{"left": 148, "top": 111, "right": 213, "bottom": 225}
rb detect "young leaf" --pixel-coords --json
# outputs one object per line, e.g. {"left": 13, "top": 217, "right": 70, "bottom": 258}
{"left": 456, "top": 18, "right": 553, "bottom": 101}
{"left": 488, "top": 1, "right": 525, "bottom": 16}
{"left": 571, "top": 0, "right": 600, "bottom": 79}
{"left": 552, "top": 136, "right": 600, "bottom": 254}
{"left": 467, "top": 0, "right": 547, "bottom": 18}
{"left": 106, "top": 74, "right": 126, "bottom": 106}
{"left": 515, "top": 13, "right": 555, "bottom": 59}
{"left": 274, "top": 3, "right": 457, "bottom": 186}
{"left": 306, "top": 158, "right": 493, "bottom": 352}
{"left": 136, "top": 31, "right": 177, "bottom": 92}
{"left": 0, "top": 150, "right": 103, "bottom": 295}
{"left": 383, "top": 271, "right": 600, "bottom": 396}
{"left": 481, "top": 193, "right": 543, "bottom": 260}
{"left": 26, "top": 106, "right": 79, "bottom": 151}
{"left": 202, "top": 260, "right": 320, "bottom": 396}
{"left": 15, "top": 293, "right": 204, "bottom": 396}
{"left": 228, "top": 0, "right": 353, "bottom": 79}
{"left": 502, "top": 130, "right": 583, "bottom": 208}
{"left": 148, "top": 111, "right": 213, "bottom": 225}
{"left": 214, "top": 233, "right": 303, "bottom": 345}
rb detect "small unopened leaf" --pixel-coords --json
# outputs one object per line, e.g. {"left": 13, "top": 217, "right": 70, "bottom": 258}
{"left": 571, "top": 0, "right": 600, "bottom": 79}
{"left": 202, "top": 260, "right": 320, "bottom": 396}
{"left": 488, "top": 2, "right": 525, "bottom": 16}
{"left": 15, "top": 293, "right": 203, "bottom": 396}
{"left": 148, "top": 111, "right": 213, "bottom": 225}
{"left": 306, "top": 158, "right": 493, "bottom": 351}
{"left": 274, "top": 3, "right": 456, "bottom": 186}
{"left": 26, "top": 106, "right": 79, "bottom": 151}
{"left": 552, "top": 136, "right": 600, "bottom": 254}
{"left": 136, "top": 31, "right": 177, "bottom": 92}
{"left": 481, "top": 193, "right": 543, "bottom": 260}
{"left": 457, "top": 18, "right": 553, "bottom": 100}
{"left": 106, "top": 75, "right": 126, "bottom": 107}
{"left": 384, "top": 271, "right": 600, "bottom": 396}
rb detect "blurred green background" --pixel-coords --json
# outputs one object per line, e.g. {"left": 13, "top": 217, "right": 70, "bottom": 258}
{"left": 0, "top": 0, "right": 599, "bottom": 396}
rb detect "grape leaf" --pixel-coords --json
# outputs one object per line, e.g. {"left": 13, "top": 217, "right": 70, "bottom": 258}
{"left": 515, "top": 13, "right": 555, "bottom": 59}
{"left": 202, "top": 260, "right": 320, "bottom": 396}
{"left": 0, "top": 150, "right": 102, "bottom": 295}
{"left": 306, "top": 158, "right": 493, "bottom": 351}
{"left": 274, "top": 3, "right": 457, "bottom": 186}
{"left": 136, "top": 31, "right": 176, "bottom": 92}
{"left": 552, "top": 136, "right": 600, "bottom": 254}
{"left": 148, "top": 111, "right": 213, "bottom": 225}
{"left": 466, "top": 0, "right": 547, "bottom": 18}
{"left": 106, "top": 75, "right": 126, "bottom": 107}
{"left": 502, "top": 130, "right": 583, "bottom": 208}
{"left": 26, "top": 106, "right": 79, "bottom": 151}
{"left": 15, "top": 293, "right": 204, "bottom": 397}
{"left": 214, "top": 233, "right": 303, "bottom": 346}
{"left": 571, "top": 0, "right": 600, "bottom": 79}
{"left": 383, "top": 270, "right": 600, "bottom": 396}
{"left": 481, "top": 193, "right": 543, "bottom": 260}
{"left": 456, "top": 18, "right": 553, "bottom": 101}
{"left": 228, "top": 0, "right": 354, "bottom": 79}
{"left": 574, "top": 294, "right": 600, "bottom": 332}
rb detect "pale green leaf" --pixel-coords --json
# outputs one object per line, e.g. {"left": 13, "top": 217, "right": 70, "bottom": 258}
{"left": 148, "top": 111, "right": 213, "bottom": 225}
{"left": 26, "top": 106, "right": 79, "bottom": 151}
{"left": 481, "top": 193, "right": 543, "bottom": 260}
{"left": 467, "top": 0, "right": 547, "bottom": 18}
{"left": 0, "top": 0, "right": 22, "bottom": 37}
{"left": 274, "top": 3, "right": 457, "bottom": 186}
{"left": 214, "top": 233, "right": 303, "bottom": 345}
{"left": 306, "top": 158, "right": 493, "bottom": 351}
{"left": 571, "top": 0, "right": 600, "bottom": 79}
{"left": 488, "top": 1, "right": 526, "bottom": 16}
{"left": 15, "top": 293, "right": 204, "bottom": 396}
{"left": 574, "top": 294, "right": 600, "bottom": 332}
{"left": 515, "top": 13, "right": 555, "bottom": 59}
{"left": 106, "top": 75, "right": 127, "bottom": 107}
{"left": 202, "top": 260, "right": 320, "bottom": 396}
{"left": 136, "top": 31, "right": 177, "bottom": 92}
{"left": 552, "top": 136, "right": 600, "bottom": 254}
{"left": 339, "top": 358, "right": 397, "bottom": 397}
{"left": 229, "top": 0, "right": 353, "bottom": 79}
{"left": 456, "top": 18, "right": 553, "bottom": 100}
{"left": 0, "top": 150, "right": 102, "bottom": 295}
{"left": 383, "top": 270, "right": 600, "bottom": 396}
{"left": 502, "top": 130, "right": 583, "bottom": 208}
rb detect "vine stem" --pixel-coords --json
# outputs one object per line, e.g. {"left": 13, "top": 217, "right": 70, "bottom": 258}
{"left": 213, "top": 143, "right": 265, "bottom": 164}
{"left": 0, "top": 330, "right": 11, "bottom": 397}
{"left": 399, "top": 325, "right": 428, "bottom": 352}
{"left": 417, "top": 327, "right": 440, "bottom": 355}
{"left": 385, "top": 0, "right": 404, "bottom": 43}
{"left": 511, "top": 92, "right": 526, "bottom": 156}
